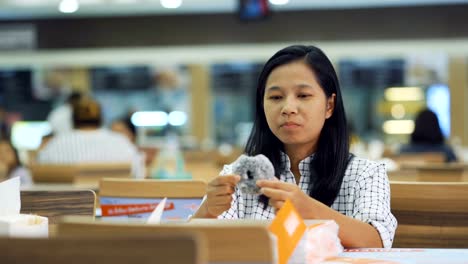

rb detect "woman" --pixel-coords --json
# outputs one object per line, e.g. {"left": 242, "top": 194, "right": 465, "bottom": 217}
{"left": 0, "top": 139, "right": 33, "bottom": 186}
{"left": 193, "top": 45, "right": 397, "bottom": 248}
{"left": 400, "top": 108, "right": 457, "bottom": 162}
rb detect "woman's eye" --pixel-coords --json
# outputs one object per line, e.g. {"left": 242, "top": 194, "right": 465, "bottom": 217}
{"left": 298, "top": 94, "right": 311, "bottom": 98}
{"left": 268, "top": 95, "right": 282, "bottom": 100}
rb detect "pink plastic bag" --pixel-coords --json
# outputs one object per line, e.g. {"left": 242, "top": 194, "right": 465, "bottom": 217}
{"left": 305, "top": 220, "right": 343, "bottom": 264}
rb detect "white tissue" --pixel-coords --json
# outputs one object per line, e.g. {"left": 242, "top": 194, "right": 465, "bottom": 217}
{"left": 0, "top": 177, "right": 48, "bottom": 238}
{"left": 0, "top": 177, "right": 21, "bottom": 216}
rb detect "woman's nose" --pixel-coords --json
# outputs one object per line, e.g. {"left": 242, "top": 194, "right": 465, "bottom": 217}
{"left": 281, "top": 97, "right": 298, "bottom": 115}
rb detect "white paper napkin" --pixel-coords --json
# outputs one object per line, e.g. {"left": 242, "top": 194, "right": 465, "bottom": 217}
{"left": 0, "top": 177, "right": 20, "bottom": 216}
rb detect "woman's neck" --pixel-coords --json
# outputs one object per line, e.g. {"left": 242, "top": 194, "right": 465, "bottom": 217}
{"left": 285, "top": 144, "right": 315, "bottom": 183}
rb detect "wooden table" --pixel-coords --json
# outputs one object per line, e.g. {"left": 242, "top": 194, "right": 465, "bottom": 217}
{"left": 318, "top": 248, "right": 468, "bottom": 264}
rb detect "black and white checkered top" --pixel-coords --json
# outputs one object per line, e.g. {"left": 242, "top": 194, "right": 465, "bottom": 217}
{"left": 218, "top": 152, "right": 397, "bottom": 248}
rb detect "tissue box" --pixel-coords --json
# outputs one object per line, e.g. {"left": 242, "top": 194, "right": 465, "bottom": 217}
{"left": 0, "top": 214, "right": 48, "bottom": 238}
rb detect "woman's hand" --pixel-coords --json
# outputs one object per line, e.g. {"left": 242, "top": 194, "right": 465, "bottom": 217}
{"left": 200, "top": 174, "right": 240, "bottom": 218}
{"left": 257, "top": 180, "right": 317, "bottom": 218}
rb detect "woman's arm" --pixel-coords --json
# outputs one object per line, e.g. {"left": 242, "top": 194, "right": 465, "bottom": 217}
{"left": 257, "top": 180, "right": 386, "bottom": 248}
{"left": 192, "top": 174, "right": 240, "bottom": 218}
{"left": 303, "top": 198, "right": 383, "bottom": 248}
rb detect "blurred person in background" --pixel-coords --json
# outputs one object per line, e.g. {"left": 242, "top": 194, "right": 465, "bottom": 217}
{"left": 111, "top": 115, "right": 137, "bottom": 144}
{"left": 111, "top": 115, "right": 149, "bottom": 171}
{"left": 399, "top": 108, "right": 457, "bottom": 162}
{"left": 0, "top": 107, "right": 9, "bottom": 140}
{"left": 0, "top": 139, "right": 33, "bottom": 186}
{"left": 38, "top": 96, "right": 144, "bottom": 178}
{"left": 47, "top": 91, "right": 82, "bottom": 135}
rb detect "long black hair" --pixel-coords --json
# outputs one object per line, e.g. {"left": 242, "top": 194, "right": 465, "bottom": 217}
{"left": 411, "top": 108, "right": 444, "bottom": 144}
{"left": 245, "top": 45, "right": 350, "bottom": 207}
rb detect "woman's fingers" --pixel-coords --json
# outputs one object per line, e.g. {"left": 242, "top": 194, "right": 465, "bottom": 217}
{"left": 207, "top": 175, "right": 239, "bottom": 195}
{"left": 205, "top": 194, "right": 233, "bottom": 216}
{"left": 210, "top": 174, "right": 240, "bottom": 187}
{"left": 260, "top": 187, "right": 289, "bottom": 201}
{"left": 207, "top": 205, "right": 232, "bottom": 216}
{"left": 269, "top": 199, "right": 285, "bottom": 211}
{"left": 206, "top": 194, "right": 233, "bottom": 206}
{"left": 203, "top": 175, "right": 240, "bottom": 217}
{"left": 257, "top": 179, "right": 296, "bottom": 191}
{"left": 207, "top": 183, "right": 235, "bottom": 196}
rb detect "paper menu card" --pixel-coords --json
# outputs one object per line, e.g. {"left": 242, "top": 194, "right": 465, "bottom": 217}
{"left": 147, "top": 197, "right": 167, "bottom": 224}
{"left": 269, "top": 199, "right": 307, "bottom": 264}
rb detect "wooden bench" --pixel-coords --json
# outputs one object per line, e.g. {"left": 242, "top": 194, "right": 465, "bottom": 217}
{"left": 389, "top": 163, "right": 468, "bottom": 182}
{"left": 56, "top": 217, "right": 274, "bottom": 264}
{"left": 391, "top": 152, "right": 446, "bottom": 165}
{"left": 31, "top": 163, "right": 132, "bottom": 187}
{"left": 0, "top": 234, "right": 206, "bottom": 264}
{"left": 391, "top": 181, "right": 468, "bottom": 248}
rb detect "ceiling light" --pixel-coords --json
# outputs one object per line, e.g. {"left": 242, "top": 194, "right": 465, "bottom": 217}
{"left": 160, "top": 0, "right": 182, "bottom": 9}
{"left": 390, "top": 104, "right": 406, "bottom": 119}
{"left": 382, "top": 120, "right": 414, "bottom": 134}
{"left": 168, "top": 111, "right": 187, "bottom": 126}
{"left": 384, "top": 87, "right": 424, "bottom": 101}
{"left": 269, "top": 0, "right": 289, "bottom": 5}
{"left": 131, "top": 111, "right": 168, "bottom": 127}
{"left": 59, "top": 0, "right": 79, "bottom": 13}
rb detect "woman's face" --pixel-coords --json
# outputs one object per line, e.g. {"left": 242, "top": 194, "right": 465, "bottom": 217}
{"left": 0, "top": 141, "right": 17, "bottom": 169}
{"left": 263, "top": 61, "right": 335, "bottom": 154}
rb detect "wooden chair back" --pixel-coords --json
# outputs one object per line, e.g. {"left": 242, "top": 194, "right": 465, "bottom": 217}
{"left": 392, "top": 152, "right": 446, "bottom": 165}
{"left": 20, "top": 190, "right": 96, "bottom": 224}
{"left": 99, "top": 178, "right": 206, "bottom": 198}
{"left": 388, "top": 165, "right": 468, "bottom": 182}
{"left": 398, "top": 163, "right": 467, "bottom": 178}
{"left": 0, "top": 234, "right": 206, "bottom": 264}
{"left": 56, "top": 217, "right": 274, "bottom": 263}
{"left": 31, "top": 163, "right": 132, "bottom": 186}
{"left": 391, "top": 181, "right": 468, "bottom": 248}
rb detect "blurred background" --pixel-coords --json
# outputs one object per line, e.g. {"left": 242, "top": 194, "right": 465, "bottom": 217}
{"left": 1, "top": 0, "right": 468, "bottom": 169}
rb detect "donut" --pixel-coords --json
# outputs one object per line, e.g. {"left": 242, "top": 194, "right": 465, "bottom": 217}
{"left": 231, "top": 154, "right": 275, "bottom": 195}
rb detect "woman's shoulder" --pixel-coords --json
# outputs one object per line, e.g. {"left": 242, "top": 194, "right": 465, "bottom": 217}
{"left": 345, "top": 156, "right": 387, "bottom": 180}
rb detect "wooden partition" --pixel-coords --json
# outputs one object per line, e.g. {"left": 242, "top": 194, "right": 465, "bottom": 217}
{"left": 0, "top": 234, "right": 206, "bottom": 264}
{"left": 99, "top": 178, "right": 207, "bottom": 198}
{"left": 391, "top": 152, "right": 446, "bottom": 165}
{"left": 389, "top": 163, "right": 468, "bottom": 182}
{"left": 56, "top": 217, "right": 274, "bottom": 264}
{"left": 391, "top": 181, "right": 468, "bottom": 248}
{"left": 20, "top": 190, "right": 96, "bottom": 224}
{"left": 31, "top": 163, "right": 132, "bottom": 187}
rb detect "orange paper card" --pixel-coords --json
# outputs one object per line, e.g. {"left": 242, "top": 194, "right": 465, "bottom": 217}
{"left": 268, "top": 199, "right": 307, "bottom": 264}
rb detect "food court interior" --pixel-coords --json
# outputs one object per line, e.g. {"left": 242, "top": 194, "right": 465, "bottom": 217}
{"left": 1, "top": 0, "right": 468, "bottom": 262}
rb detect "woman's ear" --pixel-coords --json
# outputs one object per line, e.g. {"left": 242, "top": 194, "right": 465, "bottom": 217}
{"left": 325, "top": 93, "right": 336, "bottom": 119}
